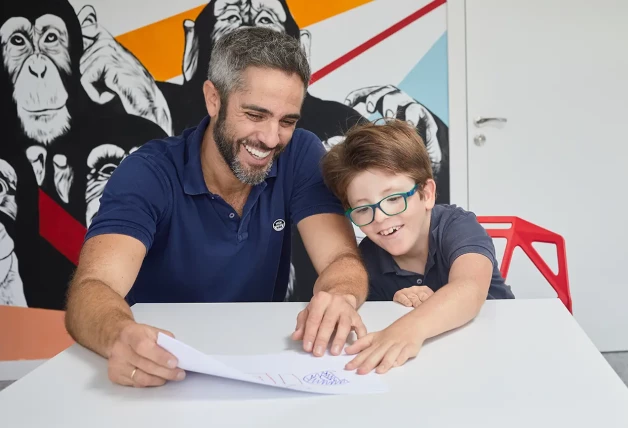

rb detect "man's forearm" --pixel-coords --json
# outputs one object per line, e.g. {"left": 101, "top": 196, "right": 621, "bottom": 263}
{"left": 406, "top": 280, "right": 487, "bottom": 341}
{"left": 313, "top": 252, "right": 369, "bottom": 307}
{"left": 65, "top": 280, "right": 135, "bottom": 358}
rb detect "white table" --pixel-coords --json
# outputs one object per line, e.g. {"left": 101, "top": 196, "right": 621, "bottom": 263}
{"left": 1, "top": 299, "right": 627, "bottom": 427}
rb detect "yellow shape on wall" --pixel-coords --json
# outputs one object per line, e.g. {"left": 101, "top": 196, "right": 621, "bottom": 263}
{"left": 115, "top": 0, "right": 372, "bottom": 82}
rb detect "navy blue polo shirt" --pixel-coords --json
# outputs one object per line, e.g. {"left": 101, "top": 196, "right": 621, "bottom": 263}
{"left": 360, "top": 204, "right": 515, "bottom": 301}
{"left": 85, "top": 116, "right": 344, "bottom": 304}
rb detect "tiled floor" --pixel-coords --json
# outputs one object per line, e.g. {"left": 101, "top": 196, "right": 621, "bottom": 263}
{"left": 1, "top": 353, "right": 626, "bottom": 392}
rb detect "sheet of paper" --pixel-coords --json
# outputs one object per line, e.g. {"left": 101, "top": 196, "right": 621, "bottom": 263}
{"left": 157, "top": 333, "right": 388, "bottom": 395}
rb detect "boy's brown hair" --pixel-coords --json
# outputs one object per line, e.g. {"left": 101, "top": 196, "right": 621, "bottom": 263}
{"left": 321, "top": 118, "right": 434, "bottom": 209}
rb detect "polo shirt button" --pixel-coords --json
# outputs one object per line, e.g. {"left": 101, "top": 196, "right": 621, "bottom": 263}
{"left": 229, "top": 213, "right": 235, "bottom": 219}
{"left": 416, "top": 278, "right": 422, "bottom": 284}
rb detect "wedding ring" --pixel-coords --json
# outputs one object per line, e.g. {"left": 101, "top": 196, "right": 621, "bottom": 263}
{"left": 130, "top": 368, "right": 137, "bottom": 381}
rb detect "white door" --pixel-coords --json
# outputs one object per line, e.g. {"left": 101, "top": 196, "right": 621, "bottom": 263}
{"left": 464, "top": 0, "right": 628, "bottom": 351}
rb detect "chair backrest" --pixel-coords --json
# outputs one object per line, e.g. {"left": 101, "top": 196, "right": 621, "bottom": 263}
{"left": 0, "top": 306, "right": 74, "bottom": 363}
{"left": 476, "top": 216, "right": 572, "bottom": 313}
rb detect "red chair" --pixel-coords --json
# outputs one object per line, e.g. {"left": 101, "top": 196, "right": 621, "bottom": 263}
{"left": 476, "top": 216, "right": 572, "bottom": 313}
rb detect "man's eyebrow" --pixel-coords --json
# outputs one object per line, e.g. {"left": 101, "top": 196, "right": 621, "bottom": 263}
{"left": 282, "top": 113, "right": 301, "bottom": 120}
{"left": 242, "top": 104, "right": 301, "bottom": 120}
{"left": 242, "top": 104, "right": 272, "bottom": 115}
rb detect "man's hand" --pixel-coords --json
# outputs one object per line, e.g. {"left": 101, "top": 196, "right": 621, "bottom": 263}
{"left": 393, "top": 285, "right": 434, "bottom": 308}
{"left": 344, "top": 314, "right": 425, "bottom": 375}
{"left": 107, "top": 322, "right": 186, "bottom": 387}
{"left": 291, "top": 291, "right": 367, "bottom": 357}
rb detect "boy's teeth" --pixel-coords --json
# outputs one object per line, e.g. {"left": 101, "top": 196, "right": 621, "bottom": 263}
{"left": 380, "top": 226, "right": 400, "bottom": 236}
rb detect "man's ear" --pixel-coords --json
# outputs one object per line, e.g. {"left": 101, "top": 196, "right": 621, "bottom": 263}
{"left": 203, "top": 80, "right": 220, "bottom": 117}
{"left": 183, "top": 19, "right": 199, "bottom": 82}
{"left": 422, "top": 179, "right": 437, "bottom": 209}
{"left": 299, "top": 29, "right": 312, "bottom": 66}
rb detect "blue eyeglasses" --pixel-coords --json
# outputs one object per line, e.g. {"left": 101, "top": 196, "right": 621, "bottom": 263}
{"left": 345, "top": 184, "right": 419, "bottom": 227}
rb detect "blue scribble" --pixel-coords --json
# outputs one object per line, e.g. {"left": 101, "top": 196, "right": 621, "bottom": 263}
{"left": 302, "top": 371, "right": 349, "bottom": 386}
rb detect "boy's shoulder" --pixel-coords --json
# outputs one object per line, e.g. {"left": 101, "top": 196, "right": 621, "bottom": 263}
{"left": 432, "top": 203, "right": 477, "bottom": 225}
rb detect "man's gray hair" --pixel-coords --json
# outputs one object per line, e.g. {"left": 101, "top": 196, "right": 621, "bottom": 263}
{"left": 207, "top": 27, "right": 310, "bottom": 101}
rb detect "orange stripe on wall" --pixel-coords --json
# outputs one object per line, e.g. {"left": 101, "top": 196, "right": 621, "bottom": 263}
{"left": 286, "top": 0, "right": 373, "bottom": 28}
{"left": 115, "top": 0, "right": 372, "bottom": 82}
{"left": 115, "top": 6, "right": 205, "bottom": 83}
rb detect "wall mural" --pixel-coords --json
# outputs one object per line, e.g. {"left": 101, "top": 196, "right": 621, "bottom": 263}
{"left": 0, "top": 0, "right": 449, "bottom": 307}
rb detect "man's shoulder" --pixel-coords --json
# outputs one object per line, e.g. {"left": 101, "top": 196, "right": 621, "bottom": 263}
{"left": 290, "top": 127, "right": 323, "bottom": 148}
{"left": 277, "top": 128, "right": 325, "bottom": 169}
{"left": 125, "top": 133, "right": 187, "bottom": 174}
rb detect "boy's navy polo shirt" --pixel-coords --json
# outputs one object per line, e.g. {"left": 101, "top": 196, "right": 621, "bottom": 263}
{"left": 359, "top": 204, "right": 515, "bottom": 301}
{"left": 85, "top": 116, "right": 344, "bottom": 304}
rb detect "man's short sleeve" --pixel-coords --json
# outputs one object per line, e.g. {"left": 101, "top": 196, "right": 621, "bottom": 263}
{"left": 289, "top": 130, "right": 344, "bottom": 224}
{"left": 441, "top": 210, "right": 498, "bottom": 270}
{"left": 84, "top": 154, "right": 172, "bottom": 251}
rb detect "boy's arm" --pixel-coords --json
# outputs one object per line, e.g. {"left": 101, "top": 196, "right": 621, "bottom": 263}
{"left": 344, "top": 253, "right": 492, "bottom": 374}
{"left": 397, "top": 252, "right": 492, "bottom": 339}
{"left": 345, "top": 210, "right": 496, "bottom": 373}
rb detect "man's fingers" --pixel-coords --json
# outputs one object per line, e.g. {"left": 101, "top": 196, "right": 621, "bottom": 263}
{"left": 302, "top": 304, "right": 326, "bottom": 353}
{"left": 376, "top": 344, "right": 404, "bottom": 374}
{"left": 155, "top": 328, "right": 175, "bottom": 339}
{"left": 131, "top": 336, "right": 178, "bottom": 370}
{"left": 291, "top": 308, "right": 308, "bottom": 340}
{"left": 128, "top": 352, "right": 185, "bottom": 382}
{"left": 344, "top": 333, "right": 373, "bottom": 356}
{"left": 353, "top": 315, "right": 368, "bottom": 339}
{"left": 330, "top": 315, "right": 352, "bottom": 355}
{"left": 312, "top": 310, "right": 340, "bottom": 356}
{"left": 128, "top": 367, "right": 167, "bottom": 388}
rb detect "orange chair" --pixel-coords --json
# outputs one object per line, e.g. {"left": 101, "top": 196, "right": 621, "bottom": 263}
{"left": 0, "top": 306, "right": 74, "bottom": 372}
{"left": 476, "top": 216, "right": 572, "bottom": 313}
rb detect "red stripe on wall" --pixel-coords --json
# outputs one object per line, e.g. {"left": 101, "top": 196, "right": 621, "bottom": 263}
{"left": 39, "top": 189, "right": 87, "bottom": 266}
{"left": 310, "top": 0, "right": 446, "bottom": 84}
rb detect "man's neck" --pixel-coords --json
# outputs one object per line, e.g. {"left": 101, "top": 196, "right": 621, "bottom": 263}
{"left": 200, "top": 128, "right": 250, "bottom": 198}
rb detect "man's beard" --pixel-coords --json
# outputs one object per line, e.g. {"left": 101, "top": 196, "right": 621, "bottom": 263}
{"left": 213, "top": 106, "right": 284, "bottom": 186}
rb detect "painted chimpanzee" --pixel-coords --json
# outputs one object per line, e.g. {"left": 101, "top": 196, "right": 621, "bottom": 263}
{"left": 0, "top": 0, "right": 168, "bottom": 308}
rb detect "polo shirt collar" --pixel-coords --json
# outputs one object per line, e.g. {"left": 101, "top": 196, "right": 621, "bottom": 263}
{"left": 183, "top": 115, "right": 278, "bottom": 196}
{"left": 379, "top": 208, "right": 440, "bottom": 275}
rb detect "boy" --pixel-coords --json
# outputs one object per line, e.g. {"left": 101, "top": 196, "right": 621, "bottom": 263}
{"left": 321, "top": 119, "right": 514, "bottom": 375}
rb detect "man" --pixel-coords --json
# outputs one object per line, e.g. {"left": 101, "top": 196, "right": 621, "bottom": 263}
{"left": 65, "top": 27, "right": 369, "bottom": 388}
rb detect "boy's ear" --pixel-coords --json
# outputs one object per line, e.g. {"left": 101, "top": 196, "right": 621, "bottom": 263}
{"left": 422, "top": 179, "right": 437, "bottom": 209}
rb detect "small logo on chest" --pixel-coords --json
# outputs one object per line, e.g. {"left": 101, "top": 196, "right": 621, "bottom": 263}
{"left": 273, "top": 219, "right": 286, "bottom": 231}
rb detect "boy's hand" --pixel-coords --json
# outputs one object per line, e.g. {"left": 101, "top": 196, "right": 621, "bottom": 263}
{"left": 344, "top": 315, "right": 425, "bottom": 374}
{"left": 393, "top": 285, "right": 434, "bottom": 307}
